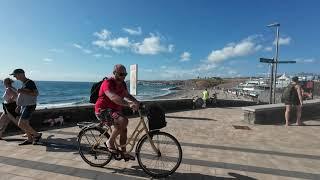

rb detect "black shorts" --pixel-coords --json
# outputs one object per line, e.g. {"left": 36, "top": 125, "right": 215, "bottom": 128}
{"left": 20, "top": 105, "right": 36, "bottom": 120}
{"left": 284, "top": 99, "right": 301, "bottom": 106}
{"left": 2, "top": 102, "right": 19, "bottom": 118}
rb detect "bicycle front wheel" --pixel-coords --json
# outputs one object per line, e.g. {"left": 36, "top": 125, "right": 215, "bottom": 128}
{"left": 136, "top": 131, "right": 182, "bottom": 178}
{"left": 78, "top": 127, "right": 112, "bottom": 167}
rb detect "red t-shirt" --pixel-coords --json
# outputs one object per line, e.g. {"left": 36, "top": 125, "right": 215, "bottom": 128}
{"left": 94, "top": 78, "right": 128, "bottom": 113}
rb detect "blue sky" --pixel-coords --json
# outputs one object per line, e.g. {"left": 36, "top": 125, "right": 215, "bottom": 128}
{"left": 0, "top": 0, "right": 319, "bottom": 81}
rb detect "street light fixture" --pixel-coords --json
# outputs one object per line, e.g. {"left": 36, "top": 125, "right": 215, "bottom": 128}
{"left": 267, "top": 22, "right": 280, "bottom": 104}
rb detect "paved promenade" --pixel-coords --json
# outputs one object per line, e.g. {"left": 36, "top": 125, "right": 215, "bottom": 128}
{"left": 0, "top": 107, "right": 320, "bottom": 179}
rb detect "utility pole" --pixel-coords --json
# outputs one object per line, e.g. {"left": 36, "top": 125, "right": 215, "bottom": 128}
{"left": 267, "top": 23, "right": 280, "bottom": 103}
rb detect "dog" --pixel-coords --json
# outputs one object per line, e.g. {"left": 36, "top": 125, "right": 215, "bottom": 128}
{"left": 43, "top": 116, "right": 64, "bottom": 127}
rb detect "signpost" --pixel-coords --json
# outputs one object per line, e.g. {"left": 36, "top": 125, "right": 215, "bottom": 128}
{"left": 260, "top": 58, "right": 296, "bottom": 104}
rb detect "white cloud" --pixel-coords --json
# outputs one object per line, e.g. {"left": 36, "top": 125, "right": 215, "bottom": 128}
{"left": 93, "top": 54, "right": 102, "bottom": 58}
{"left": 73, "top": 43, "right": 83, "bottom": 49}
{"left": 111, "top": 47, "right": 122, "bottom": 53}
{"left": 92, "top": 30, "right": 173, "bottom": 55}
{"left": 94, "top": 29, "right": 111, "bottom": 40}
{"left": 49, "top": 48, "right": 64, "bottom": 53}
{"left": 144, "top": 69, "right": 153, "bottom": 72}
{"left": 180, "top": 52, "right": 191, "bottom": 62}
{"left": 274, "top": 37, "right": 291, "bottom": 45}
{"left": 108, "top": 37, "right": 131, "bottom": 48}
{"left": 227, "top": 69, "right": 237, "bottom": 75}
{"left": 83, "top": 49, "right": 92, "bottom": 54}
{"left": 122, "top": 27, "right": 142, "bottom": 35}
{"left": 43, "top": 58, "right": 53, "bottom": 62}
{"left": 255, "top": 45, "right": 263, "bottom": 51}
{"left": 92, "top": 40, "right": 109, "bottom": 49}
{"left": 161, "top": 66, "right": 167, "bottom": 69}
{"left": 295, "top": 58, "right": 316, "bottom": 63}
{"left": 168, "top": 44, "right": 174, "bottom": 52}
{"left": 264, "top": 46, "right": 273, "bottom": 51}
{"left": 207, "top": 36, "right": 262, "bottom": 63}
{"left": 304, "top": 59, "right": 315, "bottom": 63}
{"left": 104, "top": 54, "right": 112, "bottom": 58}
{"left": 133, "top": 34, "right": 173, "bottom": 55}
{"left": 194, "top": 63, "right": 217, "bottom": 72}
{"left": 92, "top": 29, "right": 131, "bottom": 52}
{"left": 73, "top": 43, "right": 92, "bottom": 54}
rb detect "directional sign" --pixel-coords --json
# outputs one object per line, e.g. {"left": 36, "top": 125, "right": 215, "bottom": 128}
{"left": 260, "top": 58, "right": 274, "bottom": 63}
{"left": 278, "top": 61, "right": 296, "bottom": 64}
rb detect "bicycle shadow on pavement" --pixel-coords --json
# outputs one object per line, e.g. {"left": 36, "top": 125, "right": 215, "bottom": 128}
{"left": 35, "top": 134, "right": 79, "bottom": 153}
{"left": 166, "top": 115, "right": 217, "bottom": 121}
{"left": 167, "top": 172, "right": 257, "bottom": 180}
{"left": 108, "top": 165, "right": 257, "bottom": 180}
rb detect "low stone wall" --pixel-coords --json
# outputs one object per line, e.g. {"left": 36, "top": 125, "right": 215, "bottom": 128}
{"left": 2, "top": 99, "right": 193, "bottom": 133}
{"left": 1, "top": 98, "right": 264, "bottom": 134}
{"left": 215, "top": 99, "right": 264, "bottom": 107}
{"left": 242, "top": 99, "right": 320, "bottom": 124}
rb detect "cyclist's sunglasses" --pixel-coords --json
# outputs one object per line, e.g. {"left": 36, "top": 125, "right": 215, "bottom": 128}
{"left": 117, "top": 72, "right": 128, "bottom": 77}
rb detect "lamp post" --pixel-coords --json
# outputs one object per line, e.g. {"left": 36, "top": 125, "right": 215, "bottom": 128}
{"left": 267, "top": 23, "right": 280, "bottom": 103}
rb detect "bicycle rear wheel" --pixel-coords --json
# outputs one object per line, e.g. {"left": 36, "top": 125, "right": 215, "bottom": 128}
{"left": 136, "top": 131, "right": 182, "bottom": 178}
{"left": 78, "top": 127, "right": 112, "bottom": 167}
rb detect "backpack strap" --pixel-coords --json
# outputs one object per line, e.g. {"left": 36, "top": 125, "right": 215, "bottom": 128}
{"left": 106, "top": 78, "right": 127, "bottom": 90}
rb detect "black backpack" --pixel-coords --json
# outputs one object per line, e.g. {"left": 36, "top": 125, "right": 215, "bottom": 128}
{"left": 281, "top": 84, "right": 295, "bottom": 103}
{"left": 89, "top": 77, "right": 128, "bottom": 104}
{"left": 89, "top": 77, "right": 108, "bottom": 104}
{"left": 146, "top": 103, "right": 167, "bottom": 130}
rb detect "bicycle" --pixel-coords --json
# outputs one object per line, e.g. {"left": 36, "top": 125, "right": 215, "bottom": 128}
{"left": 77, "top": 105, "right": 183, "bottom": 178}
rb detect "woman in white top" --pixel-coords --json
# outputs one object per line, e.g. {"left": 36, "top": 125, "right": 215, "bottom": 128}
{"left": 0, "top": 78, "right": 19, "bottom": 139}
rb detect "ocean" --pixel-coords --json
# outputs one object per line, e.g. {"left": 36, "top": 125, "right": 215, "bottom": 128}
{"left": 0, "top": 80, "right": 176, "bottom": 111}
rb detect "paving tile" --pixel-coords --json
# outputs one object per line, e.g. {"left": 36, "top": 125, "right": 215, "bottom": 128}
{"left": 1, "top": 108, "right": 320, "bottom": 179}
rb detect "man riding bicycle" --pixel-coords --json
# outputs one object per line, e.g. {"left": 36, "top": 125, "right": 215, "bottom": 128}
{"left": 95, "top": 64, "right": 139, "bottom": 160}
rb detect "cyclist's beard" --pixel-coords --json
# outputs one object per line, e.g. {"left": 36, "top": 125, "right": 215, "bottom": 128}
{"left": 115, "top": 75, "right": 125, "bottom": 82}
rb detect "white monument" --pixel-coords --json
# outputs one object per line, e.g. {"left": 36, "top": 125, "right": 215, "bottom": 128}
{"left": 130, "top": 64, "right": 138, "bottom": 95}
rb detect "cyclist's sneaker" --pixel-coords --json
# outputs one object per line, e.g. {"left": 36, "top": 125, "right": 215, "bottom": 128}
{"left": 123, "top": 153, "right": 135, "bottom": 161}
{"left": 104, "top": 142, "right": 118, "bottom": 153}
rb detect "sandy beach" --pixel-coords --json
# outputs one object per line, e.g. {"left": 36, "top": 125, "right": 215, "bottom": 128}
{"left": 154, "top": 87, "right": 320, "bottom": 103}
{"left": 154, "top": 88, "right": 254, "bottom": 102}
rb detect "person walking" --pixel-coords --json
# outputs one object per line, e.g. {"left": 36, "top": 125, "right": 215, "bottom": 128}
{"left": 0, "top": 78, "right": 19, "bottom": 139}
{"left": 10, "top": 69, "right": 42, "bottom": 145}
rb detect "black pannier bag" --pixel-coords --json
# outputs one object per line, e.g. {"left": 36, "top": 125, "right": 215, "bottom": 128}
{"left": 146, "top": 103, "right": 167, "bottom": 130}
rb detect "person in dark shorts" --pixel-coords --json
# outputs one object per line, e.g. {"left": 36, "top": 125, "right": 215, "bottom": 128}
{"left": 95, "top": 64, "right": 139, "bottom": 160}
{"left": 284, "top": 76, "right": 304, "bottom": 126}
{"left": 10, "top": 69, "right": 42, "bottom": 145}
{"left": 0, "top": 78, "right": 19, "bottom": 139}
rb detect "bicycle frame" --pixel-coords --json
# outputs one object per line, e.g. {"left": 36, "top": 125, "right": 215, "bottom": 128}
{"left": 91, "top": 110, "right": 160, "bottom": 154}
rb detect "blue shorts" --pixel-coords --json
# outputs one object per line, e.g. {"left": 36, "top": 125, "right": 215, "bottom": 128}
{"left": 20, "top": 105, "right": 36, "bottom": 120}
